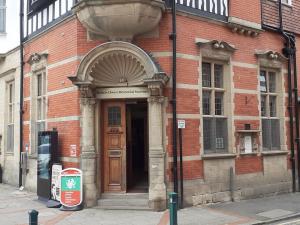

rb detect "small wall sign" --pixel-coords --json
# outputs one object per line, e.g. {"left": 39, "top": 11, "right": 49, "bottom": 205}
{"left": 70, "top": 145, "right": 77, "bottom": 157}
{"left": 178, "top": 120, "right": 186, "bottom": 129}
{"left": 60, "top": 168, "right": 82, "bottom": 207}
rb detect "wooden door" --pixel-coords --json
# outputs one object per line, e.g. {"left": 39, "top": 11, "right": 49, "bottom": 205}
{"left": 103, "top": 101, "right": 126, "bottom": 192}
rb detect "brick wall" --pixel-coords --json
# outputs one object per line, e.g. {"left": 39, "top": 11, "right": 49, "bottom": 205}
{"left": 22, "top": 6, "right": 295, "bottom": 198}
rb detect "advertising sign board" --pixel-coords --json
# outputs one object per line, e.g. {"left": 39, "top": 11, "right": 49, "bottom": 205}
{"left": 60, "top": 168, "right": 82, "bottom": 207}
{"left": 51, "top": 164, "right": 62, "bottom": 201}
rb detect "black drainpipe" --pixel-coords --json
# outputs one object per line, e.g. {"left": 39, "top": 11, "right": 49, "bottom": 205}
{"left": 19, "top": 0, "right": 24, "bottom": 187}
{"left": 170, "top": 0, "right": 178, "bottom": 194}
{"left": 291, "top": 36, "right": 300, "bottom": 191}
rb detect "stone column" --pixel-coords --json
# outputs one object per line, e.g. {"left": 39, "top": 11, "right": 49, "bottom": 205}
{"left": 81, "top": 97, "right": 98, "bottom": 207}
{"left": 148, "top": 96, "right": 166, "bottom": 211}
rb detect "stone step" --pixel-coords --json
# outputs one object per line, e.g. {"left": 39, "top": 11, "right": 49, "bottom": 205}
{"left": 97, "top": 193, "right": 150, "bottom": 210}
{"left": 101, "top": 193, "right": 149, "bottom": 199}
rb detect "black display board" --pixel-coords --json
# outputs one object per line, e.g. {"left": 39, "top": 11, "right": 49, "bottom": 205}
{"left": 28, "top": 0, "right": 55, "bottom": 15}
{"left": 37, "top": 131, "right": 58, "bottom": 200}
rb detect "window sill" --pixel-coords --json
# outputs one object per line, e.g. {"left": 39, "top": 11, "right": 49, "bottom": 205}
{"left": 28, "top": 154, "right": 37, "bottom": 159}
{"left": 261, "top": 150, "right": 288, "bottom": 156}
{"left": 239, "top": 152, "right": 258, "bottom": 156}
{"left": 202, "top": 153, "right": 236, "bottom": 160}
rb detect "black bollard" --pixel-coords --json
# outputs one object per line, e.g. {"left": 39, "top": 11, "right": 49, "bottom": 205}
{"left": 28, "top": 209, "right": 39, "bottom": 225}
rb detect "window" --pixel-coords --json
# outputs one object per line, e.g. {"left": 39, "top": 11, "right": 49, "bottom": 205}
{"left": 260, "top": 70, "right": 280, "bottom": 151}
{"left": 271, "top": 0, "right": 292, "bottom": 6}
{"left": 108, "top": 106, "right": 121, "bottom": 126}
{"left": 202, "top": 62, "right": 228, "bottom": 154}
{"left": 7, "top": 81, "right": 14, "bottom": 153}
{"left": 0, "top": 0, "right": 6, "bottom": 33}
{"left": 35, "top": 72, "right": 46, "bottom": 150}
{"left": 282, "top": 0, "right": 292, "bottom": 5}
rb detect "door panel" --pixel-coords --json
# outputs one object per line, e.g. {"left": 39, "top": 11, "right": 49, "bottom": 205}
{"left": 103, "top": 101, "right": 126, "bottom": 192}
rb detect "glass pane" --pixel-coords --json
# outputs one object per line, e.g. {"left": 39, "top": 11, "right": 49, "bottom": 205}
{"left": 0, "top": 0, "right": 5, "bottom": 6}
{"left": 262, "top": 119, "right": 271, "bottom": 151}
{"left": 269, "top": 96, "right": 277, "bottom": 117}
{"left": 203, "top": 118, "right": 213, "bottom": 153}
{"left": 0, "top": 8, "right": 4, "bottom": 33}
{"left": 37, "top": 74, "right": 42, "bottom": 96}
{"left": 42, "top": 73, "right": 46, "bottom": 95}
{"left": 215, "top": 92, "right": 223, "bottom": 115}
{"left": 261, "top": 95, "right": 266, "bottom": 116}
{"left": 108, "top": 106, "right": 121, "bottom": 126}
{"left": 9, "top": 83, "right": 13, "bottom": 103}
{"left": 202, "top": 62, "right": 211, "bottom": 87}
{"left": 7, "top": 124, "right": 14, "bottom": 152}
{"left": 214, "top": 64, "right": 223, "bottom": 88}
{"left": 202, "top": 91, "right": 211, "bottom": 115}
{"left": 9, "top": 105, "right": 13, "bottom": 123}
{"left": 215, "top": 118, "right": 227, "bottom": 152}
{"left": 268, "top": 72, "right": 276, "bottom": 93}
{"left": 260, "top": 70, "right": 267, "bottom": 92}
{"left": 37, "top": 99, "right": 42, "bottom": 120}
{"left": 271, "top": 119, "right": 280, "bottom": 150}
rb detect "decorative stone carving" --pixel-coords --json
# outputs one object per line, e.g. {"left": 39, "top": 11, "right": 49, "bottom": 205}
{"left": 73, "top": 0, "right": 165, "bottom": 41}
{"left": 196, "top": 39, "right": 236, "bottom": 52}
{"left": 27, "top": 53, "right": 48, "bottom": 65}
{"left": 195, "top": 38, "right": 236, "bottom": 60}
{"left": 255, "top": 50, "right": 287, "bottom": 62}
{"left": 255, "top": 50, "right": 287, "bottom": 68}
{"left": 69, "top": 41, "right": 169, "bottom": 91}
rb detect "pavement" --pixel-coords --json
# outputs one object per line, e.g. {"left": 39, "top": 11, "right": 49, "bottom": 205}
{"left": 1, "top": 183, "right": 300, "bottom": 225}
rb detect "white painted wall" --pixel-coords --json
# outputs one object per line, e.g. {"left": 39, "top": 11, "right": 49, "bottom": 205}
{"left": 0, "top": 0, "right": 20, "bottom": 54}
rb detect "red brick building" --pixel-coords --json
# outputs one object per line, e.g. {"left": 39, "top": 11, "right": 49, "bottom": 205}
{"left": 19, "top": 0, "right": 300, "bottom": 210}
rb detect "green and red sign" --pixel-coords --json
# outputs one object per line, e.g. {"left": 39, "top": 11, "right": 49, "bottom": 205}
{"left": 60, "top": 168, "right": 82, "bottom": 207}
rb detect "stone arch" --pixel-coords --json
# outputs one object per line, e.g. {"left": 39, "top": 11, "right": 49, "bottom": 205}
{"left": 71, "top": 41, "right": 165, "bottom": 88}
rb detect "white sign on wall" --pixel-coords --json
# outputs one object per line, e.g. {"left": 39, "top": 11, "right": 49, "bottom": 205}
{"left": 70, "top": 145, "right": 77, "bottom": 157}
{"left": 244, "top": 135, "right": 252, "bottom": 153}
{"left": 178, "top": 120, "right": 186, "bottom": 129}
{"left": 97, "top": 87, "right": 149, "bottom": 99}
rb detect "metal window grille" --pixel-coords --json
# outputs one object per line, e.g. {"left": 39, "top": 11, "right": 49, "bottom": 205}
{"left": 214, "top": 64, "right": 223, "bottom": 88}
{"left": 202, "top": 62, "right": 211, "bottom": 87}
{"left": 262, "top": 118, "right": 280, "bottom": 151}
{"left": 215, "top": 92, "right": 223, "bottom": 115}
{"left": 261, "top": 95, "right": 266, "bottom": 117}
{"left": 108, "top": 106, "right": 121, "bottom": 126}
{"left": 202, "top": 91, "right": 211, "bottom": 115}
{"left": 269, "top": 96, "right": 277, "bottom": 117}
{"left": 203, "top": 117, "right": 228, "bottom": 154}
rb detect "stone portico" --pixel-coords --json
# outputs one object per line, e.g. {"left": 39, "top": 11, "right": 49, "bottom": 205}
{"left": 69, "top": 41, "right": 169, "bottom": 210}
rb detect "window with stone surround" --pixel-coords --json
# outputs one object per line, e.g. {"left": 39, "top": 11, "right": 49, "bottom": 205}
{"left": 6, "top": 80, "right": 14, "bottom": 153}
{"left": 202, "top": 61, "right": 228, "bottom": 154}
{"left": 260, "top": 69, "right": 281, "bottom": 151}
{"left": 0, "top": 0, "right": 6, "bottom": 33}
{"left": 30, "top": 69, "right": 47, "bottom": 155}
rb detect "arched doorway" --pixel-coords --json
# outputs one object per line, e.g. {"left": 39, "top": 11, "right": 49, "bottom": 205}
{"left": 69, "top": 41, "right": 169, "bottom": 210}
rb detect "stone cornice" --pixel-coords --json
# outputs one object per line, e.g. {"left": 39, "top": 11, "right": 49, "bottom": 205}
{"left": 27, "top": 52, "right": 48, "bottom": 65}
{"left": 255, "top": 50, "right": 287, "bottom": 62}
{"left": 195, "top": 39, "right": 237, "bottom": 53}
{"left": 228, "top": 16, "right": 263, "bottom": 38}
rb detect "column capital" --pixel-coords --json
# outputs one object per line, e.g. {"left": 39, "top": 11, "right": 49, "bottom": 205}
{"left": 81, "top": 98, "right": 97, "bottom": 106}
{"left": 79, "top": 84, "right": 95, "bottom": 98}
{"left": 147, "top": 96, "right": 165, "bottom": 104}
